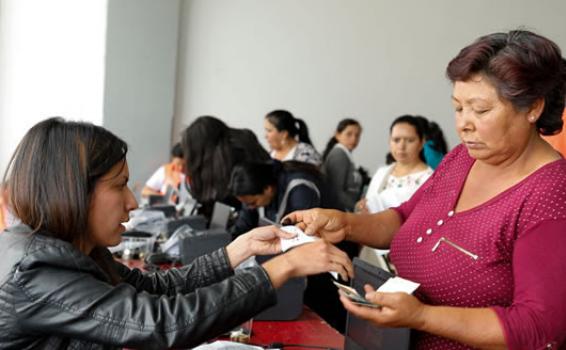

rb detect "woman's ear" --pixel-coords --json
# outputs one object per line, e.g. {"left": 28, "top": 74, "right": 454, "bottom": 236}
{"left": 528, "top": 98, "right": 545, "bottom": 122}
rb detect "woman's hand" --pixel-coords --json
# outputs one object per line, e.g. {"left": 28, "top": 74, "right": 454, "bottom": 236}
{"left": 226, "top": 225, "right": 295, "bottom": 269}
{"left": 340, "top": 284, "right": 426, "bottom": 329}
{"left": 282, "top": 208, "right": 350, "bottom": 243}
{"left": 263, "top": 240, "right": 354, "bottom": 288}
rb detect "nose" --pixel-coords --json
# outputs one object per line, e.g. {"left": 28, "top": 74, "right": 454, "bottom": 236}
{"left": 456, "top": 109, "right": 474, "bottom": 134}
{"left": 126, "top": 187, "right": 139, "bottom": 212}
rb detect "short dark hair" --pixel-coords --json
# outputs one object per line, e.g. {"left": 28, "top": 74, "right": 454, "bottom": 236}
{"left": 446, "top": 30, "right": 566, "bottom": 135}
{"left": 4, "top": 117, "right": 127, "bottom": 283}
{"left": 171, "top": 142, "right": 183, "bottom": 158}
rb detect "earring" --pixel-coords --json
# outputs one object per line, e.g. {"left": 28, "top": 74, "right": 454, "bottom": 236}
{"left": 529, "top": 116, "right": 536, "bottom": 122}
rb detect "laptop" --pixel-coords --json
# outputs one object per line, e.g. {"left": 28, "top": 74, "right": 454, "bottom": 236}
{"left": 209, "top": 202, "right": 233, "bottom": 229}
{"left": 344, "top": 258, "right": 411, "bottom": 350}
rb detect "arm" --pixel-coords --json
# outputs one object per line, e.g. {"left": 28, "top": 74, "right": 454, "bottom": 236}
{"left": 114, "top": 248, "right": 236, "bottom": 295}
{"left": 15, "top": 258, "right": 277, "bottom": 349}
{"left": 142, "top": 166, "right": 165, "bottom": 197}
{"left": 141, "top": 185, "right": 161, "bottom": 197}
{"left": 283, "top": 208, "right": 402, "bottom": 250}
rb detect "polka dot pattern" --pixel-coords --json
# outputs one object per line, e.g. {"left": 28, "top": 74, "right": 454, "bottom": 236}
{"left": 389, "top": 144, "right": 566, "bottom": 349}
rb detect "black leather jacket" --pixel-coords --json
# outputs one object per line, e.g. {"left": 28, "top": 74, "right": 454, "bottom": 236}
{"left": 0, "top": 225, "right": 277, "bottom": 349}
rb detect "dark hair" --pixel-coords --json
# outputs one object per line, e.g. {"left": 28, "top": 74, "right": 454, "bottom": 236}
{"left": 229, "top": 160, "right": 320, "bottom": 196}
{"left": 265, "top": 109, "right": 313, "bottom": 145}
{"left": 322, "top": 118, "right": 361, "bottom": 161}
{"left": 385, "top": 115, "right": 427, "bottom": 164}
{"left": 425, "top": 121, "right": 449, "bottom": 155}
{"left": 171, "top": 142, "right": 183, "bottom": 158}
{"left": 182, "top": 116, "right": 232, "bottom": 202}
{"left": 3, "top": 117, "right": 127, "bottom": 283}
{"left": 446, "top": 30, "right": 566, "bottom": 135}
{"left": 182, "top": 116, "right": 270, "bottom": 203}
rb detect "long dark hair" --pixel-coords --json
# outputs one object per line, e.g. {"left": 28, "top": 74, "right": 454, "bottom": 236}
{"left": 3, "top": 117, "right": 127, "bottom": 283}
{"left": 265, "top": 109, "right": 314, "bottom": 145}
{"left": 385, "top": 115, "right": 427, "bottom": 165}
{"left": 229, "top": 160, "right": 320, "bottom": 196}
{"left": 322, "top": 118, "right": 360, "bottom": 161}
{"left": 182, "top": 116, "right": 232, "bottom": 203}
{"left": 447, "top": 30, "right": 566, "bottom": 135}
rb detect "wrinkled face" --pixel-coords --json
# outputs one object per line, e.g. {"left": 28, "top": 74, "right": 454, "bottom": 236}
{"left": 171, "top": 156, "right": 185, "bottom": 173}
{"left": 452, "top": 74, "right": 533, "bottom": 164}
{"left": 86, "top": 161, "right": 138, "bottom": 251}
{"left": 336, "top": 124, "right": 362, "bottom": 151}
{"left": 236, "top": 186, "right": 275, "bottom": 209}
{"left": 264, "top": 119, "right": 288, "bottom": 150}
{"left": 389, "top": 122, "right": 424, "bottom": 164}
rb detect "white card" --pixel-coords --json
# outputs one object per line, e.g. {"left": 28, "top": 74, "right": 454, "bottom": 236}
{"left": 376, "top": 276, "right": 420, "bottom": 295}
{"left": 279, "top": 225, "right": 317, "bottom": 252}
{"left": 279, "top": 225, "right": 339, "bottom": 280}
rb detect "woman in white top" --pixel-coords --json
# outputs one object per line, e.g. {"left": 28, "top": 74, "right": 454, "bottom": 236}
{"left": 264, "top": 109, "right": 322, "bottom": 166}
{"left": 357, "top": 115, "right": 433, "bottom": 268}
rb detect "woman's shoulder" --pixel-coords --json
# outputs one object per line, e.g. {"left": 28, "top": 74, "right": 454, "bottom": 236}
{"left": 294, "top": 143, "right": 322, "bottom": 165}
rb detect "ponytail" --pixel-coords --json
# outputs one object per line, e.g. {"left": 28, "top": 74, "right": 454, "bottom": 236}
{"left": 295, "top": 118, "right": 313, "bottom": 145}
{"left": 322, "top": 137, "right": 338, "bottom": 161}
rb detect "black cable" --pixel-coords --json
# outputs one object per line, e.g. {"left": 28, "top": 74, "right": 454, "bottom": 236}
{"left": 267, "top": 342, "right": 338, "bottom": 350}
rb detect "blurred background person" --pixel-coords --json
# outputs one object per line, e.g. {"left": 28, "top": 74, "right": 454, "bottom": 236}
{"left": 264, "top": 109, "right": 322, "bottom": 166}
{"left": 358, "top": 115, "right": 433, "bottom": 215}
{"left": 228, "top": 160, "right": 322, "bottom": 237}
{"left": 418, "top": 117, "right": 449, "bottom": 169}
{"left": 182, "top": 116, "right": 270, "bottom": 216}
{"left": 321, "top": 118, "right": 364, "bottom": 212}
{"left": 141, "top": 142, "right": 188, "bottom": 203}
{"left": 356, "top": 115, "right": 433, "bottom": 269}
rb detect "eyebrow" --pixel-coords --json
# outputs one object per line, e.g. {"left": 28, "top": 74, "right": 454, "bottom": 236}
{"left": 451, "top": 96, "right": 490, "bottom": 104}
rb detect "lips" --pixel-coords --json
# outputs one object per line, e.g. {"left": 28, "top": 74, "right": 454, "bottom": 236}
{"left": 464, "top": 141, "right": 485, "bottom": 149}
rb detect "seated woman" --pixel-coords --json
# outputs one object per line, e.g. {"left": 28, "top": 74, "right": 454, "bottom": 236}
{"left": 228, "top": 159, "right": 351, "bottom": 332}
{"left": 141, "top": 142, "right": 187, "bottom": 202}
{"left": 357, "top": 115, "right": 433, "bottom": 269}
{"left": 264, "top": 109, "right": 322, "bottom": 166}
{"left": 285, "top": 30, "right": 566, "bottom": 349}
{"left": 321, "top": 118, "right": 364, "bottom": 212}
{"left": 0, "top": 117, "right": 353, "bottom": 349}
{"left": 358, "top": 115, "right": 433, "bottom": 214}
{"left": 228, "top": 160, "right": 322, "bottom": 237}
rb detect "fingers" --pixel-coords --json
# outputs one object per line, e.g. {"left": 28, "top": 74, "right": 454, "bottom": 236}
{"left": 281, "top": 210, "right": 306, "bottom": 225}
{"left": 327, "top": 244, "right": 354, "bottom": 279}
{"left": 272, "top": 225, "right": 296, "bottom": 239}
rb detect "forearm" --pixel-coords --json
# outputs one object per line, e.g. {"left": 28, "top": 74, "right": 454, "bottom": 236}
{"left": 225, "top": 235, "right": 253, "bottom": 269}
{"left": 418, "top": 305, "right": 506, "bottom": 349}
{"left": 141, "top": 186, "right": 161, "bottom": 197}
{"left": 345, "top": 209, "right": 401, "bottom": 249}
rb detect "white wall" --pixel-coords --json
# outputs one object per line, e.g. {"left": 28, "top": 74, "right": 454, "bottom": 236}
{"left": 103, "top": 0, "right": 181, "bottom": 195}
{"left": 174, "top": 0, "right": 566, "bottom": 173}
{"left": 0, "top": 0, "right": 107, "bottom": 176}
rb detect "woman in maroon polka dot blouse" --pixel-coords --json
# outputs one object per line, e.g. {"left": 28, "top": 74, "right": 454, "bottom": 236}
{"left": 285, "top": 30, "right": 566, "bottom": 349}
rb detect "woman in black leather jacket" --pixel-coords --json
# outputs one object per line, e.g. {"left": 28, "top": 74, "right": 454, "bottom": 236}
{"left": 0, "top": 117, "right": 353, "bottom": 349}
